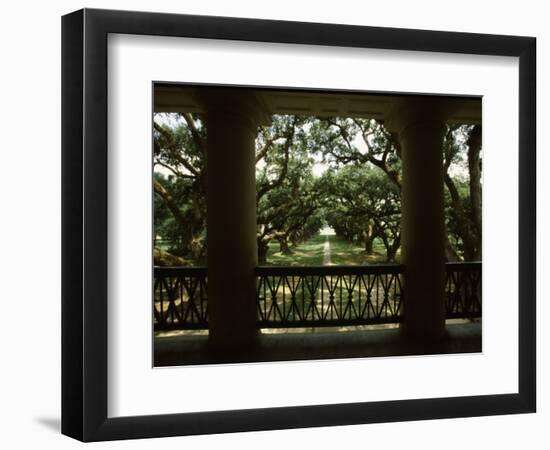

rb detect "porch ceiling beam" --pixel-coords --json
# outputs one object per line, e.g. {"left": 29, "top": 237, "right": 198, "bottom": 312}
{"left": 154, "top": 85, "right": 481, "bottom": 124}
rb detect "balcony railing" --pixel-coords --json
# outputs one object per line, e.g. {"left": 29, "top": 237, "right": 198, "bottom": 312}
{"left": 153, "top": 267, "right": 208, "bottom": 330}
{"left": 256, "top": 265, "right": 403, "bottom": 328}
{"left": 154, "top": 262, "right": 481, "bottom": 331}
{"left": 445, "top": 262, "right": 482, "bottom": 319}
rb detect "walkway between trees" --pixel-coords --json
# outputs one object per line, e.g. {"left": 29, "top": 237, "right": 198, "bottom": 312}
{"left": 323, "top": 235, "right": 333, "bottom": 266}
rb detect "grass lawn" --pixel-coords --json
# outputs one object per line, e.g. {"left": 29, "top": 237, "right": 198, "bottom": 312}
{"left": 266, "top": 233, "right": 392, "bottom": 266}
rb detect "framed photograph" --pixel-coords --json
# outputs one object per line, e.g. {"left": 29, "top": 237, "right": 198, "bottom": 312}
{"left": 62, "top": 8, "right": 536, "bottom": 441}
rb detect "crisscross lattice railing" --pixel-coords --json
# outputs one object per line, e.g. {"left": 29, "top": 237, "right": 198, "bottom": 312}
{"left": 255, "top": 265, "right": 404, "bottom": 328}
{"left": 154, "top": 267, "right": 208, "bottom": 330}
{"left": 153, "top": 262, "right": 481, "bottom": 330}
{"left": 445, "top": 262, "right": 482, "bottom": 319}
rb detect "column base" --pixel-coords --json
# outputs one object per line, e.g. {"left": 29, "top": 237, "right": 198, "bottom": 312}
{"left": 208, "top": 331, "right": 260, "bottom": 357}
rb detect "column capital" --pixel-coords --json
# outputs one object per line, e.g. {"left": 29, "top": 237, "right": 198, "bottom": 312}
{"left": 195, "top": 87, "right": 271, "bottom": 131}
{"left": 385, "top": 96, "right": 454, "bottom": 137}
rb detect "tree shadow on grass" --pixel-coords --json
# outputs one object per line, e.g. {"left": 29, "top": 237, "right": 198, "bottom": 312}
{"left": 267, "top": 234, "right": 392, "bottom": 266}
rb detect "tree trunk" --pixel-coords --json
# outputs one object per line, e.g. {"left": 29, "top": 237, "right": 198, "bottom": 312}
{"left": 258, "top": 239, "right": 269, "bottom": 265}
{"left": 154, "top": 178, "right": 196, "bottom": 258}
{"left": 380, "top": 235, "right": 391, "bottom": 262}
{"left": 191, "top": 238, "right": 207, "bottom": 265}
{"left": 444, "top": 233, "right": 460, "bottom": 262}
{"left": 278, "top": 236, "right": 293, "bottom": 255}
{"left": 444, "top": 173, "right": 477, "bottom": 261}
{"left": 365, "top": 236, "right": 374, "bottom": 254}
{"left": 467, "top": 125, "right": 482, "bottom": 259}
{"left": 385, "top": 235, "right": 400, "bottom": 262}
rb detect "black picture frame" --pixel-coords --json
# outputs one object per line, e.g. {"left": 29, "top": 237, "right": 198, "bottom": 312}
{"left": 62, "top": 8, "right": 536, "bottom": 442}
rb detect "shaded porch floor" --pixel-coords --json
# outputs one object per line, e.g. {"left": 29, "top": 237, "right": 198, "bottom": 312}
{"left": 154, "top": 321, "right": 481, "bottom": 367}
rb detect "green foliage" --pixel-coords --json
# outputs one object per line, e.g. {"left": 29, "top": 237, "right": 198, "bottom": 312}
{"left": 256, "top": 116, "right": 324, "bottom": 261}
{"left": 152, "top": 111, "right": 481, "bottom": 266}
{"left": 319, "top": 165, "right": 401, "bottom": 262}
{"left": 153, "top": 113, "right": 207, "bottom": 263}
{"left": 443, "top": 124, "right": 482, "bottom": 260}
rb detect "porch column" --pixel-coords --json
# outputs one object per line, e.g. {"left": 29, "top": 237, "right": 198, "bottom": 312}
{"left": 388, "top": 98, "right": 449, "bottom": 340}
{"left": 200, "top": 89, "right": 268, "bottom": 352}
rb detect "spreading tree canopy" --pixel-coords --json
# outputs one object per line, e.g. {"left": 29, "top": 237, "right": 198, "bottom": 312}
{"left": 153, "top": 112, "right": 481, "bottom": 265}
